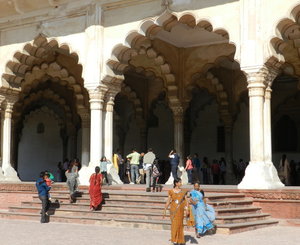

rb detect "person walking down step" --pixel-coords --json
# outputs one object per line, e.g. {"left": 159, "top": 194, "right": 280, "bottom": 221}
{"left": 189, "top": 182, "right": 216, "bottom": 238}
{"left": 35, "top": 172, "right": 51, "bottom": 223}
{"left": 163, "top": 178, "right": 189, "bottom": 245}
{"left": 65, "top": 160, "right": 79, "bottom": 203}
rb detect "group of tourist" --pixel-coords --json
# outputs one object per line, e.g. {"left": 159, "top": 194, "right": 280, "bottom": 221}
{"left": 114, "top": 148, "right": 163, "bottom": 192}
{"left": 164, "top": 178, "right": 216, "bottom": 244}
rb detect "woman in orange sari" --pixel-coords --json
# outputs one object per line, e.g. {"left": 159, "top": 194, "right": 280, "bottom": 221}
{"left": 89, "top": 166, "right": 103, "bottom": 211}
{"left": 164, "top": 178, "right": 188, "bottom": 245}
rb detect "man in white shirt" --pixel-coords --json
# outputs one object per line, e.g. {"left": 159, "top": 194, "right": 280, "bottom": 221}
{"left": 143, "top": 148, "right": 156, "bottom": 191}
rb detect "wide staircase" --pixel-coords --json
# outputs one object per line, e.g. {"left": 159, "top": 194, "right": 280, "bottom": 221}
{"left": 0, "top": 186, "right": 278, "bottom": 234}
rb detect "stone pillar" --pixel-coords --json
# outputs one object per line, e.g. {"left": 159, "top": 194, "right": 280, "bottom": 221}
{"left": 79, "top": 110, "right": 90, "bottom": 167}
{"left": 238, "top": 69, "right": 283, "bottom": 189}
{"left": 68, "top": 126, "right": 77, "bottom": 159}
{"left": 104, "top": 90, "right": 123, "bottom": 185}
{"left": 0, "top": 101, "right": 4, "bottom": 180}
{"left": 1, "top": 99, "right": 20, "bottom": 181}
{"left": 224, "top": 125, "right": 234, "bottom": 184}
{"left": 263, "top": 85, "right": 283, "bottom": 187}
{"left": 79, "top": 88, "right": 106, "bottom": 185}
{"left": 89, "top": 89, "right": 105, "bottom": 166}
{"left": 172, "top": 106, "right": 184, "bottom": 166}
{"left": 166, "top": 105, "right": 188, "bottom": 184}
{"left": 264, "top": 87, "right": 272, "bottom": 164}
{"left": 140, "top": 125, "right": 148, "bottom": 153}
{"left": 104, "top": 93, "right": 115, "bottom": 162}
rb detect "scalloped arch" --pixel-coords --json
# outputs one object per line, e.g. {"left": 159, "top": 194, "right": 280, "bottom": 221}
{"left": 268, "top": 4, "right": 300, "bottom": 71}
{"left": 22, "top": 107, "right": 65, "bottom": 134}
{"left": 106, "top": 12, "right": 234, "bottom": 109}
{"left": 120, "top": 84, "right": 145, "bottom": 127}
{"left": 14, "top": 89, "right": 73, "bottom": 121}
{"left": 187, "top": 71, "right": 232, "bottom": 125}
{"left": 18, "top": 62, "right": 86, "bottom": 111}
{"left": 2, "top": 35, "right": 84, "bottom": 96}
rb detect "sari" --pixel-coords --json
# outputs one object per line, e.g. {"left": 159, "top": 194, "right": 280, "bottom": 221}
{"left": 190, "top": 189, "right": 215, "bottom": 235}
{"left": 89, "top": 173, "right": 103, "bottom": 209}
{"left": 66, "top": 165, "right": 78, "bottom": 195}
{"left": 168, "top": 189, "right": 186, "bottom": 244}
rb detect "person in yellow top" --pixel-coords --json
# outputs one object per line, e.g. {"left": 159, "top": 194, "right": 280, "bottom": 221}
{"left": 126, "top": 148, "right": 140, "bottom": 184}
{"left": 113, "top": 153, "right": 119, "bottom": 173}
{"left": 113, "top": 149, "right": 124, "bottom": 182}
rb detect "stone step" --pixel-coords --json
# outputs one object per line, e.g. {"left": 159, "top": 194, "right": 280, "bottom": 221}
{"left": 0, "top": 210, "right": 173, "bottom": 230}
{"left": 215, "top": 213, "right": 270, "bottom": 224}
{"left": 205, "top": 194, "right": 246, "bottom": 201}
{"left": 21, "top": 201, "right": 163, "bottom": 212}
{"left": 50, "top": 190, "right": 246, "bottom": 199}
{"left": 9, "top": 206, "right": 166, "bottom": 221}
{"left": 0, "top": 210, "right": 278, "bottom": 235}
{"left": 216, "top": 219, "right": 279, "bottom": 234}
{"left": 33, "top": 195, "right": 167, "bottom": 206}
{"left": 215, "top": 207, "right": 261, "bottom": 215}
{"left": 49, "top": 190, "right": 167, "bottom": 200}
{"left": 14, "top": 203, "right": 269, "bottom": 225}
{"left": 208, "top": 199, "right": 253, "bottom": 208}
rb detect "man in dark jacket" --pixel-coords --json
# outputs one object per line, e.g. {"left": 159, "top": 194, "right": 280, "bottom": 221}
{"left": 168, "top": 149, "right": 180, "bottom": 180}
{"left": 36, "top": 171, "right": 51, "bottom": 223}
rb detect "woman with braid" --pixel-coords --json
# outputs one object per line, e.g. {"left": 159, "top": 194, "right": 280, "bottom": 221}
{"left": 89, "top": 166, "right": 103, "bottom": 211}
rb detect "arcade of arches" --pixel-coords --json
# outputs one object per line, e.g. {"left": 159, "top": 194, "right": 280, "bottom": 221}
{"left": 0, "top": 0, "right": 300, "bottom": 189}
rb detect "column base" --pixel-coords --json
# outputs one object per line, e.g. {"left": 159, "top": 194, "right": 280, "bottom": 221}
{"left": 165, "top": 166, "right": 188, "bottom": 185}
{"left": 0, "top": 167, "right": 6, "bottom": 181}
{"left": 79, "top": 163, "right": 123, "bottom": 186}
{"left": 1, "top": 166, "right": 21, "bottom": 182}
{"left": 238, "top": 161, "right": 284, "bottom": 189}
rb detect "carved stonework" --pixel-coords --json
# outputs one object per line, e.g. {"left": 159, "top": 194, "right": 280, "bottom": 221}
{"left": 246, "top": 191, "right": 300, "bottom": 200}
{"left": 171, "top": 106, "right": 184, "bottom": 123}
{"left": 245, "top": 66, "right": 280, "bottom": 98}
{"left": 88, "top": 87, "right": 107, "bottom": 110}
{"left": 78, "top": 109, "right": 90, "bottom": 128}
{"left": 265, "top": 87, "right": 272, "bottom": 100}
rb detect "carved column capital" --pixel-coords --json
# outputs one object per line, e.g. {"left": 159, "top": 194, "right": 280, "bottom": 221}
{"left": 104, "top": 91, "right": 119, "bottom": 112}
{"left": 3, "top": 99, "right": 17, "bottom": 119}
{"left": 243, "top": 65, "right": 280, "bottom": 98}
{"left": 78, "top": 108, "right": 90, "bottom": 128}
{"left": 88, "top": 86, "right": 107, "bottom": 110}
{"left": 171, "top": 106, "right": 184, "bottom": 123}
{"left": 265, "top": 86, "right": 272, "bottom": 100}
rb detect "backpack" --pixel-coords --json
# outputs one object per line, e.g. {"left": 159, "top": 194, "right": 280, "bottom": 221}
{"left": 152, "top": 164, "right": 161, "bottom": 178}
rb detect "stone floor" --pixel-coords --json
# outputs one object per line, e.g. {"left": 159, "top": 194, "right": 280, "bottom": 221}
{"left": 0, "top": 219, "right": 299, "bottom": 245}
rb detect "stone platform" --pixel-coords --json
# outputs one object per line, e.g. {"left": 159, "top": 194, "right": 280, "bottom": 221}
{"left": 3, "top": 183, "right": 298, "bottom": 234}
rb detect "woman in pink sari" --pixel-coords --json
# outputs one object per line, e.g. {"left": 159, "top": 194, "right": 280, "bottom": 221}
{"left": 89, "top": 166, "right": 103, "bottom": 211}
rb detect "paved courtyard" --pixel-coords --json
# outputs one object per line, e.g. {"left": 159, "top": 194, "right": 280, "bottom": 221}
{"left": 0, "top": 219, "right": 299, "bottom": 245}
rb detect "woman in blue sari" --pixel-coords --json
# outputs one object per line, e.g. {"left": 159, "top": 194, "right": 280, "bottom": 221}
{"left": 190, "top": 182, "right": 215, "bottom": 238}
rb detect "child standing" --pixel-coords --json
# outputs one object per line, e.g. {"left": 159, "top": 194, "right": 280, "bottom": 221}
{"left": 100, "top": 156, "right": 110, "bottom": 185}
{"left": 151, "top": 159, "right": 161, "bottom": 192}
{"left": 44, "top": 173, "right": 53, "bottom": 201}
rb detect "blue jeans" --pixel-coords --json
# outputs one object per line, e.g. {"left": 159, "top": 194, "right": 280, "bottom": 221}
{"left": 130, "top": 164, "right": 139, "bottom": 183}
{"left": 145, "top": 169, "right": 152, "bottom": 188}
{"left": 39, "top": 195, "right": 50, "bottom": 223}
{"left": 187, "top": 169, "right": 193, "bottom": 183}
{"left": 171, "top": 164, "right": 178, "bottom": 180}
